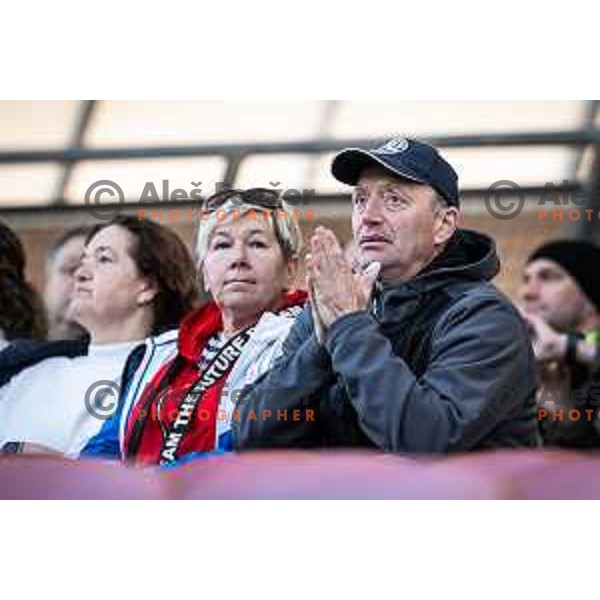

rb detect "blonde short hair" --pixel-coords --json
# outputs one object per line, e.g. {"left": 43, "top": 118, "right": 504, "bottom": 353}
{"left": 194, "top": 196, "right": 303, "bottom": 267}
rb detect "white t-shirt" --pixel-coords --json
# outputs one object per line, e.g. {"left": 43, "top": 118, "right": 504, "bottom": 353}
{"left": 0, "top": 340, "right": 141, "bottom": 457}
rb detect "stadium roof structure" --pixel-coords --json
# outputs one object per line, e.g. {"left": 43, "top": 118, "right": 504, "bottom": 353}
{"left": 0, "top": 100, "right": 598, "bottom": 241}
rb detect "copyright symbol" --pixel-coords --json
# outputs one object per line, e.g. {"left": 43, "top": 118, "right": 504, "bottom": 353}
{"left": 485, "top": 180, "right": 524, "bottom": 221}
{"left": 84, "top": 380, "right": 122, "bottom": 421}
{"left": 484, "top": 381, "right": 523, "bottom": 422}
{"left": 84, "top": 180, "right": 125, "bottom": 221}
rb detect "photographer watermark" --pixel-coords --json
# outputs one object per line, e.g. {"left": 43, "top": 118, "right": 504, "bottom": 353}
{"left": 84, "top": 376, "right": 600, "bottom": 429}
{"left": 84, "top": 380, "right": 316, "bottom": 423}
{"left": 84, "top": 380, "right": 123, "bottom": 421}
{"left": 485, "top": 179, "right": 598, "bottom": 221}
{"left": 536, "top": 380, "right": 600, "bottom": 423}
{"left": 137, "top": 206, "right": 315, "bottom": 223}
{"left": 480, "top": 378, "right": 600, "bottom": 425}
{"left": 483, "top": 380, "right": 524, "bottom": 421}
{"left": 84, "top": 179, "right": 316, "bottom": 221}
{"left": 485, "top": 180, "right": 526, "bottom": 221}
{"left": 85, "top": 180, "right": 126, "bottom": 221}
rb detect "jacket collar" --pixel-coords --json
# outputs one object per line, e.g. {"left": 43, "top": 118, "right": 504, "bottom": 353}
{"left": 178, "top": 289, "right": 307, "bottom": 361}
{"left": 372, "top": 228, "right": 501, "bottom": 318}
{"left": 379, "top": 228, "right": 499, "bottom": 297}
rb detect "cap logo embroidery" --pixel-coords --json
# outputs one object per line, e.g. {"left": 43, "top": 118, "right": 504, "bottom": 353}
{"left": 373, "top": 138, "right": 410, "bottom": 155}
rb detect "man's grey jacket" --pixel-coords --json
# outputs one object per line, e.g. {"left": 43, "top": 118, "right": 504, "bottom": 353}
{"left": 234, "top": 229, "right": 540, "bottom": 453}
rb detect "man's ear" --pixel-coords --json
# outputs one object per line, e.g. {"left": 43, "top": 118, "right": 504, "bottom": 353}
{"left": 434, "top": 206, "right": 460, "bottom": 247}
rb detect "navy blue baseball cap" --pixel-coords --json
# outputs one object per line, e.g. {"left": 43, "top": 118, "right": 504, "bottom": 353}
{"left": 331, "top": 137, "right": 460, "bottom": 207}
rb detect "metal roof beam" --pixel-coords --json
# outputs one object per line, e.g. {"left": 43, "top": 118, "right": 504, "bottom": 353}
{"left": 0, "top": 130, "right": 598, "bottom": 165}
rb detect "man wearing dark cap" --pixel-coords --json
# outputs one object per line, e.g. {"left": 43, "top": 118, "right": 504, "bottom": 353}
{"left": 520, "top": 240, "right": 600, "bottom": 448}
{"left": 234, "top": 137, "right": 540, "bottom": 453}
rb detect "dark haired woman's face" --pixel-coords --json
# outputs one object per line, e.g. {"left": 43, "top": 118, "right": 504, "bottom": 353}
{"left": 67, "top": 225, "right": 156, "bottom": 333}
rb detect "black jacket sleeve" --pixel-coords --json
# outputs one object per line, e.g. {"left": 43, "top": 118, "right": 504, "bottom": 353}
{"left": 234, "top": 307, "right": 333, "bottom": 448}
{"left": 324, "top": 289, "right": 538, "bottom": 452}
{"left": 236, "top": 288, "right": 538, "bottom": 453}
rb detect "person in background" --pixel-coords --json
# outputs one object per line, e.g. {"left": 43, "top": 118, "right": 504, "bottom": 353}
{"left": 0, "top": 221, "right": 47, "bottom": 351}
{"left": 520, "top": 240, "right": 600, "bottom": 448}
{"left": 1, "top": 225, "right": 88, "bottom": 384}
{"left": 0, "top": 216, "right": 198, "bottom": 457}
{"left": 92, "top": 188, "right": 307, "bottom": 467}
{"left": 44, "top": 226, "right": 90, "bottom": 341}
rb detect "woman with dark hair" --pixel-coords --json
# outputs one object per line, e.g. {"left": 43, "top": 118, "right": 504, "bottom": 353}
{"left": 88, "top": 188, "right": 307, "bottom": 466}
{"left": 0, "top": 221, "right": 47, "bottom": 347}
{"left": 0, "top": 216, "right": 199, "bottom": 457}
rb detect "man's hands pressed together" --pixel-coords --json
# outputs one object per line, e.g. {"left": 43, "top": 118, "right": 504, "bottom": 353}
{"left": 306, "top": 227, "right": 380, "bottom": 343}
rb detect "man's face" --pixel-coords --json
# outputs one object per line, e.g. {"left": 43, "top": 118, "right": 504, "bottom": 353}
{"left": 44, "top": 235, "right": 86, "bottom": 339}
{"left": 520, "top": 258, "right": 590, "bottom": 331}
{"left": 351, "top": 166, "right": 457, "bottom": 284}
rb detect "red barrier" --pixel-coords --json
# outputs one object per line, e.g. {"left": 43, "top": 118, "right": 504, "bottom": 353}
{"left": 167, "top": 451, "right": 505, "bottom": 500}
{"left": 0, "top": 455, "right": 164, "bottom": 500}
{"left": 0, "top": 450, "right": 597, "bottom": 499}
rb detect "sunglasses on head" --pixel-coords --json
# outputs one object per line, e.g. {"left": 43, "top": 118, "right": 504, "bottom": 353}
{"left": 203, "top": 188, "right": 283, "bottom": 212}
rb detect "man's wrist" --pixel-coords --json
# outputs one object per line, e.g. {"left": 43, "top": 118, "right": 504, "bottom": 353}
{"left": 576, "top": 336, "right": 600, "bottom": 368}
{"left": 586, "top": 332, "right": 600, "bottom": 370}
{"left": 324, "top": 306, "right": 368, "bottom": 329}
{"left": 326, "top": 310, "right": 374, "bottom": 348}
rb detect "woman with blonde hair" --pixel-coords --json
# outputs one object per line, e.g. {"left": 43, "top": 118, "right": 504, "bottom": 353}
{"left": 86, "top": 188, "right": 307, "bottom": 466}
